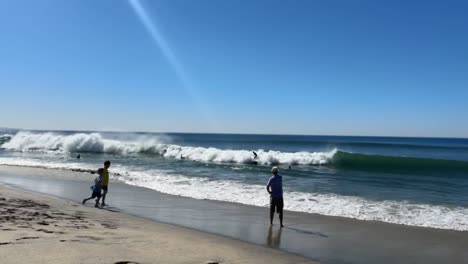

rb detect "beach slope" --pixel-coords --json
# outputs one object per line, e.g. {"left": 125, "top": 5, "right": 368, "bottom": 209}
{"left": 0, "top": 185, "right": 315, "bottom": 264}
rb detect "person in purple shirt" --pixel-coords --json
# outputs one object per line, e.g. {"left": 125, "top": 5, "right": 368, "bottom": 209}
{"left": 267, "top": 166, "right": 284, "bottom": 227}
{"left": 82, "top": 168, "right": 103, "bottom": 208}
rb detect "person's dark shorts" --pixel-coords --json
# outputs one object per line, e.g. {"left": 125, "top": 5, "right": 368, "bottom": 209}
{"left": 102, "top": 186, "right": 108, "bottom": 192}
{"left": 270, "top": 197, "right": 284, "bottom": 213}
{"left": 91, "top": 191, "right": 102, "bottom": 198}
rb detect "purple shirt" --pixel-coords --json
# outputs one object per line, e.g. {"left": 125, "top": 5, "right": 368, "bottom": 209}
{"left": 92, "top": 175, "right": 102, "bottom": 193}
{"left": 267, "top": 175, "right": 283, "bottom": 198}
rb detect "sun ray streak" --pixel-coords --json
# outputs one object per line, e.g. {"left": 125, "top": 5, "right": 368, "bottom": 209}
{"left": 127, "top": 0, "right": 216, "bottom": 130}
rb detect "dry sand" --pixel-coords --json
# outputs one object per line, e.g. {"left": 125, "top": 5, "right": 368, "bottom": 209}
{"left": 0, "top": 185, "right": 316, "bottom": 264}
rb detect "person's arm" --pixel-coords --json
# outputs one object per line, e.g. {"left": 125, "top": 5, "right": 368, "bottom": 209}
{"left": 266, "top": 179, "right": 272, "bottom": 194}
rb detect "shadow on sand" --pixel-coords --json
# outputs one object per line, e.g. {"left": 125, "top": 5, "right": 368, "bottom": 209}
{"left": 284, "top": 226, "right": 328, "bottom": 238}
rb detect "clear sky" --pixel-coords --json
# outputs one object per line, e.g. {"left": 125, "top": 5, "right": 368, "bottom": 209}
{"left": 1, "top": 0, "right": 467, "bottom": 137}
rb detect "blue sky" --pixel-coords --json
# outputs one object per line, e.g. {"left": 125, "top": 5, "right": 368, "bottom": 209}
{"left": 0, "top": 0, "right": 467, "bottom": 137}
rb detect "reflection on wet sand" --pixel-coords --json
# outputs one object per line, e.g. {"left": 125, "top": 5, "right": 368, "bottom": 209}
{"left": 267, "top": 226, "right": 282, "bottom": 248}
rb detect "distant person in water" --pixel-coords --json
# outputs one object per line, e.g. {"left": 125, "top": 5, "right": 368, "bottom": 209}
{"left": 267, "top": 166, "right": 284, "bottom": 227}
{"left": 77, "top": 154, "right": 81, "bottom": 159}
{"left": 100, "top": 160, "right": 111, "bottom": 206}
{"left": 253, "top": 151, "right": 258, "bottom": 159}
{"left": 82, "top": 168, "right": 103, "bottom": 208}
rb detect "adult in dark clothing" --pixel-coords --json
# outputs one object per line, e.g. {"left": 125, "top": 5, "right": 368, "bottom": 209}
{"left": 266, "top": 166, "right": 284, "bottom": 227}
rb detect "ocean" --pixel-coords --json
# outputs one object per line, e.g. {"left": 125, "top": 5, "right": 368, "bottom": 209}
{"left": 1, "top": 128, "right": 468, "bottom": 231}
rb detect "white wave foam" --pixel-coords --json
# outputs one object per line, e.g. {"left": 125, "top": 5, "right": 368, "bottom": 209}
{"left": 1, "top": 132, "right": 167, "bottom": 154}
{"left": 2, "top": 132, "right": 335, "bottom": 165}
{"left": 161, "top": 145, "right": 335, "bottom": 165}
{"left": 0, "top": 157, "right": 98, "bottom": 171}
{"left": 121, "top": 170, "right": 468, "bottom": 231}
{"left": 0, "top": 157, "right": 467, "bottom": 231}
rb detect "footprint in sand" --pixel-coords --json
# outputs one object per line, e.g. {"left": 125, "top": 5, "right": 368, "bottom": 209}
{"left": 16, "top": 236, "right": 39, "bottom": 241}
{"left": 101, "top": 222, "right": 118, "bottom": 229}
{"left": 75, "top": 235, "right": 103, "bottom": 241}
{"left": 59, "top": 239, "right": 81, "bottom": 242}
{"left": 36, "top": 229, "right": 54, "bottom": 234}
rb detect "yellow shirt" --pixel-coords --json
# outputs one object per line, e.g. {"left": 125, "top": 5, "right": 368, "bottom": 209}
{"left": 102, "top": 169, "right": 109, "bottom": 186}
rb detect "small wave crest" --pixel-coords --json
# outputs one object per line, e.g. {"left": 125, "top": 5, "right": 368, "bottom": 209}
{"left": 0, "top": 134, "right": 12, "bottom": 146}
{"left": 333, "top": 151, "right": 468, "bottom": 176}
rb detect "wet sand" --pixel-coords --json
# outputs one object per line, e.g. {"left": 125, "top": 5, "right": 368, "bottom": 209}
{"left": 1, "top": 165, "right": 468, "bottom": 264}
{"left": 0, "top": 184, "right": 315, "bottom": 264}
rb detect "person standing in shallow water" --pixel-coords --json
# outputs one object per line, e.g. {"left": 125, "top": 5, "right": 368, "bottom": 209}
{"left": 101, "top": 160, "right": 111, "bottom": 206}
{"left": 267, "top": 166, "right": 284, "bottom": 227}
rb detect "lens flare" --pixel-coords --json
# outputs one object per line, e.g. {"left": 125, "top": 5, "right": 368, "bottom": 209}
{"left": 127, "top": 0, "right": 216, "bottom": 130}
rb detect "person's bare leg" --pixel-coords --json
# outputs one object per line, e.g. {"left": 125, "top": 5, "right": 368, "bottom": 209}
{"left": 95, "top": 196, "right": 101, "bottom": 207}
{"left": 82, "top": 197, "right": 93, "bottom": 204}
{"left": 270, "top": 206, "right": 275, "bottom": 225}
{"left": 101, "top": 189, "right": 107, "bottom": 206}
{"left": 279, "top": 210, "right": 284, "bottom": 227}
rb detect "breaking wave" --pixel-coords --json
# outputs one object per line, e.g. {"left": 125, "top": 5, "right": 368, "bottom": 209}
{"left": 2, "top": 132, "right": 468, "bottom": 175}
{"left": 0, "top": 132, "right": 335, "bottom": 165}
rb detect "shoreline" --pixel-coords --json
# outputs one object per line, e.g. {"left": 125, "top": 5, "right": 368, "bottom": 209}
{"left": 0, "top": 164, "right": 468, "bottom": 232}
{"left": 1, "top": 165, "right": 468, "bottom": 263}
{"left": 1, "top": 162, "right": 467, "bottom": 232}
{"left": 0, "top": 183, "right": 315, "bottom": 264}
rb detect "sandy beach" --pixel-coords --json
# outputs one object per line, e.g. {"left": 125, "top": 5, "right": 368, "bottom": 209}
{"left": 0, "top": 184, "right": 315, "bottom": 264}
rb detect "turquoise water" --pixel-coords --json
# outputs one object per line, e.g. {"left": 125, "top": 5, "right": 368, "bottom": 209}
{"left": 1, "top": 128, "right": 468, "bottom": 230}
